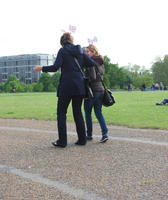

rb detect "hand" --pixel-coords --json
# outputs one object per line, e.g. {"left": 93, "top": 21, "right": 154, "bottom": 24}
{"left": 34, "top": 65, "right": 42, "bottom": 72}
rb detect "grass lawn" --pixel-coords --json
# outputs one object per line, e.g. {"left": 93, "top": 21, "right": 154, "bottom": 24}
{"left": 0, "top": 91, "right": 168, "bottom": 129}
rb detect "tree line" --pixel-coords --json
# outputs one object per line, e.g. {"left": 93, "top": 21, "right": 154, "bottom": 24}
{"left": 0, "top": 54, "right": 168, "bottom": 93}
{"left": 0, "top": 72, "right": 61, "bottom": 93}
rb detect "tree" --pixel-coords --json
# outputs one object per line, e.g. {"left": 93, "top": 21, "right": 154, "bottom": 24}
{"left": 133, "top": 75, "right": 153, "bottom": 89}
{"left": 103, "top": 56, "right": 111, "bottom": 88}
{"left": 48, "top": 83, "right": 56, "bottom": 92}
{"left": 0, "top": 82, "right": 4, "bottom": 92}
{"left": 5, "top": 75, "right": 18, "bottom": 83}
{"left": 116, "top": 68, "right": 128, "bottom": 89}
{"left": 33, "top": 82, "right": 43, "bottom": 92}
{"left": 26, "top": 84, "right": 33, "bottom": 92}
{"left": 38, "top": 73, "right": 52, "bottom": 92}
{"left": 152, "top": 55, "right": 168, "bottom": 86}
{"left": 103, "top": 56, "right": 128, "bottom": 89}
{"left": 4, "top": 75, "right": 19, "bottom": 93}
{"left": 51, "top": 72, "right": 61, "bottom": 89}
{"left": 17, "top": 82, "right": 27, "bottom": 92}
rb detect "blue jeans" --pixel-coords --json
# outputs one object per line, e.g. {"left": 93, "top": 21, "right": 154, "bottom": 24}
{"left": 84, "top": 92, "right": 108, "bottom": 138}
{"left": 161, "top": 99, "right": 168, "bottom": 105}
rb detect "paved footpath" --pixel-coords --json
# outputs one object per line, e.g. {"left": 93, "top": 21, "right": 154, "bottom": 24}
{"left": 0, "top": 118, "right": 168, "bottom": 200}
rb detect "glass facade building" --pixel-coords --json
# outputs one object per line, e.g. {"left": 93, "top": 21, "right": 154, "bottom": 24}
{"left": 0, "top": 54, "right": 55, "bottom": 84}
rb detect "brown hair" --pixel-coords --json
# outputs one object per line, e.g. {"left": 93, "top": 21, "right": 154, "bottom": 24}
{"left": 60, "top": 32, "right": 73, "bottom": 46}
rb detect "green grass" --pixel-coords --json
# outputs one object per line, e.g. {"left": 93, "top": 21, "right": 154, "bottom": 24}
{"left": 0, "top": 91, "right": 168, "bottom": 129}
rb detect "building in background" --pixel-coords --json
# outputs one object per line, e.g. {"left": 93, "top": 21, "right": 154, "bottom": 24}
{"left": 0, "top": 54, "right": 55, "bottom": 84}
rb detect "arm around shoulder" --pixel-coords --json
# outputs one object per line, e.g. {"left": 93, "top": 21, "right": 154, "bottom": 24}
{"left": 83, "top": 52, "right": 96, "bottom": 68}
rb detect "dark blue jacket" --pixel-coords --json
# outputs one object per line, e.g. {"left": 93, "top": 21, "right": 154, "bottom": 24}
{"left": 42, "top": 44, "right": 96, "bottom": 97}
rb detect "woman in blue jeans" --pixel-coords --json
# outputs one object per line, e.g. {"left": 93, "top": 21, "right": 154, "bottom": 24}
{"left": 84, "top": 45, "right": 108, "bottom": 143}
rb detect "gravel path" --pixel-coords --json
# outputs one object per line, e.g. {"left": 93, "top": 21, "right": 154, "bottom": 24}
{"left": 0, "top": 118, "right": 168, "bottom": 200}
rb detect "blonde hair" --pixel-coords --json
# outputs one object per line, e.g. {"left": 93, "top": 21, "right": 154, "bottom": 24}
{"left": 87, "top": 45, "right": 104, "bottom": 61}
{"left": 87, "top": 45, "right": 99, "bottom": 56}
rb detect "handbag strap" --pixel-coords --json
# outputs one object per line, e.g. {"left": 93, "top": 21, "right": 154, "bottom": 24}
{"left": 74, "top": 57, "right": 85, "bottom": 78}
{"left": 94, "top": 64, "right": 107, "bottom": 90}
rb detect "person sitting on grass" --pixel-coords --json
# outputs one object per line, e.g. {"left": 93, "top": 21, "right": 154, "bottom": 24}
{"left": 156, "top": 99, "right": 168, "bottom": 105}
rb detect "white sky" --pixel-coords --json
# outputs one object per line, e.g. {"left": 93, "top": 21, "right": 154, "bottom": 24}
{"left": 0, "top": 0, "right": 168, "bottom": 69}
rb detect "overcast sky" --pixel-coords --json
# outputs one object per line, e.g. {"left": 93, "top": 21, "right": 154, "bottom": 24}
{"left": 0, "top": 0, "right": 168, "bottom": 69}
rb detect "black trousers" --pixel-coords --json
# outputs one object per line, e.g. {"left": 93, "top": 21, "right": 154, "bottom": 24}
{"left": 56, "top": 95, "right": 86, "bottom": 146}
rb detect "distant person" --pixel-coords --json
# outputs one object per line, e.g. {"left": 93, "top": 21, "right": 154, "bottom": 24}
{"left": 34, "top": 32, "right": 96, "bottom": 147}
{"left": 84, "top": 45, "right": 108, "bottom": 143}
{"left": 12, "top": 86, "right": 16, "bottom": 93}
{"left": 159, "top": 82, "right": 163, "bottom": 90}
{"left": 156, "top": 99, "right": 168, "bottom": 106}
{"left": 155, "top": 83, "right": 159, "bottom": 90}
{"left": 151, "top": 83, "right": 155, "bottom": 91}
{"left": 141, "top": 84, "right": 146, "bottom": 91}
{"left": 128, "top": 83, "right": 132, "bottom": 91}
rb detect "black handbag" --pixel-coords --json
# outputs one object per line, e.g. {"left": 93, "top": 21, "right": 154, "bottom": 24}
{"left": 103, "top": 89, "right": 115, "bottom": 107}
{"left": 74, "top": 58, "right": 94, "bottom": 99}
{"left": 95, "top": 66, "right": 115, "bottom": 107}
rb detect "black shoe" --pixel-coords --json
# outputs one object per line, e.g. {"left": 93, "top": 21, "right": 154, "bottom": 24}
{"left": 156, "top": 103, "right": 163, "bottom": 106}
{"left": 51, "top": 141, "right": 66, "bottom": 148}
{"left": 86, "top": 136, "right": 93, "bottom": 141}
{"left": 75, "top": 140, "right": 87, "bottom": 145}
{"left": 99, "top": 136, "right": 108, "bottom": 143}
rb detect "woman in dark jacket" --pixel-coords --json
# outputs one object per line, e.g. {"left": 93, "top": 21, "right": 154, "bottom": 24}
{"left": 84, "top": 45, "right": 108, "bottom": 143}
{"left": 34, "top": 33, "right": 96, "bottom": 147}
